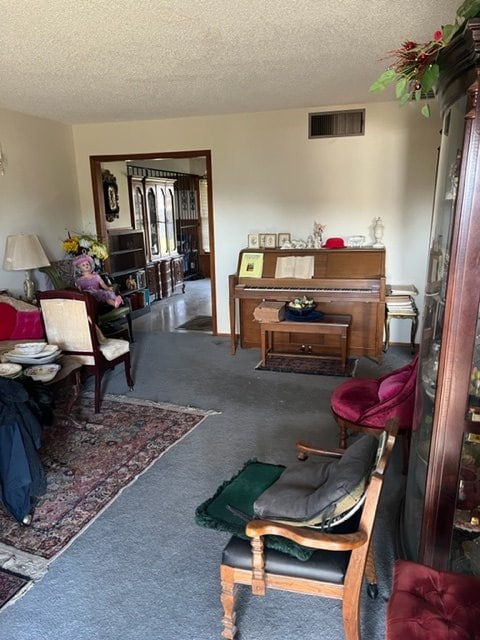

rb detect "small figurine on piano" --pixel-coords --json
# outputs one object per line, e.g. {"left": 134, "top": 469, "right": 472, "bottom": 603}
{"left": 313, "top": 222, "right": 326, "bottom": 248}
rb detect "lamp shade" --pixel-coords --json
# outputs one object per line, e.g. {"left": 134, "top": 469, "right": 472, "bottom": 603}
{"left": 3, "top": 234, "right": 50, "bottom": 271}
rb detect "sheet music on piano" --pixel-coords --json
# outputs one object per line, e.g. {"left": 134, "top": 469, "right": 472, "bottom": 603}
{"left": 275, "top": 255, "right": 314, "bottom": 279}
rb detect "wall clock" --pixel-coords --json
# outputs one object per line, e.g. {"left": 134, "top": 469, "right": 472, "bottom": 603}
{"left": 102, "top": 169, "right": 120, "bottom": 222}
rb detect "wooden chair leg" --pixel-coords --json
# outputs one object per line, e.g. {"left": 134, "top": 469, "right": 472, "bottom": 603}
{"left": 126, "top": 313, "right": 134, "bottom": 342}
{"left": 220, "top": 566, "right": 239, "bottom": 640}
{"left": 124, "top": 356, "right": 134, "bottom": 389}
{"left": 342, "top": 579, "right": 362, "bottom": 640}
{"left": 94, "top": 373, "right": 103, "bottom": 414}
{"left": 338, "top": 420, "right": 348, "bottom": 449}
{"left": 365, "top": 544, "right": 378, "bottom": 599}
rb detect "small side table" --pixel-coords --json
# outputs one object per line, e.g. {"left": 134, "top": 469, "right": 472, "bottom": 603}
{"left": 384, "top": 296, "right": 419, "bottom": 354}
{"left": 46, "top": 355, "right": 83, "bottom": 415}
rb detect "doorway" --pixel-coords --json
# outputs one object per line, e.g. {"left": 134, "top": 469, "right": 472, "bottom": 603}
{"left": 89, "top": 150, "right": 216, "bottom": 335}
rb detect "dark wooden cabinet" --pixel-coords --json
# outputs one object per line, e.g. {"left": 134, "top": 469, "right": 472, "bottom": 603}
{"left": 401, "top": 20, "right": 480, "bottom": 574}
{"left": 128, "top": 172, "right": 187, "bottom": 298}
{"left": 171, "top": 255, "right": 185, "bottom": 295}
{"left": 107, "top": 229, "right": 149, "bottom": 313}
{"left": 159, "top": 259, "right": 172, "bottom": 298}
{"left": 146, "top": 263, "right": 161, "bottom": 302}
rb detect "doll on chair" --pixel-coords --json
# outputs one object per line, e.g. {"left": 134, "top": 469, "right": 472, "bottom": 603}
{"left": 73, "top": 254, "right": 123, "bottom": 308}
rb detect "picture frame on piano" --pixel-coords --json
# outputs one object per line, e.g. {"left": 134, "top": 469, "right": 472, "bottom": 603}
{"left": 278, "top": 233, "right": 291, "bottom": 248}
{"left": 258, "top": 233, "right": 266, "bottom": 248}
{"left": 264, "top": 233, "right": 277, "bottom": 249}
{"left": 248, "top": 234, "right": 259, "bottom": 249}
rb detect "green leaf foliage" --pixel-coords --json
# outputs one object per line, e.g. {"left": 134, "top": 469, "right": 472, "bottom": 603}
{"left": 395, "top": 76, "right": 408, "bottom": 98}
{"left": 370, "top": 0, "right": 480, "bottom": 116}
{"left": 457, "top": 0, "right": 480, "bottom": 19}
{"left": 421, "top": 64, "right": 440, "bottom": 92}
{"left": 369, "top": 69, "right": 397, "bottom": 93}
{"left": 421, "top": 103, "right": 431, "bottom": 118}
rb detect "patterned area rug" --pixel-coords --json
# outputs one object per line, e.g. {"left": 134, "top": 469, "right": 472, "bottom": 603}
{"left": 0, "top": 393, "right": 213, "bottom": 609}
{"left": 256, "top": 355, "right": 358, "bottom": 377}
{"left": 0, "top": 569, "right": 31, "bottom": 611}
{"left": 176, "top": 315, "right": 212, "bottom": 332}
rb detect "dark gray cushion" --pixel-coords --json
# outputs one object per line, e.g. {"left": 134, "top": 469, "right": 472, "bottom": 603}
{"left": 253, "top": 435, "right": 378, "bottom": 527}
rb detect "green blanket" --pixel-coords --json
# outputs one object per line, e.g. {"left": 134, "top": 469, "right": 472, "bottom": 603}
{"left": 195, "top": 459, "right": 315, "bottom": 561}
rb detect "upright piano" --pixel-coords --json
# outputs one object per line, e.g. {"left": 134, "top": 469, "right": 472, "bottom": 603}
{"left": 229, "top": 247, "right": 386, "bottom": 360}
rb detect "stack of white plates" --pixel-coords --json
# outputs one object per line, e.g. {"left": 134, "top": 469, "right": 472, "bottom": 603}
{"left": 4, "top": 343, "right": 62, "bottom": 365}
{"left": 0, "top": 363, "right": 23, "bottom": 378}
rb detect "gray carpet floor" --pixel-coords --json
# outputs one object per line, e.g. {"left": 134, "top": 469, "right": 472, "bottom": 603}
{"left": 0, "top": 327, "right": 411, "bottom": 640}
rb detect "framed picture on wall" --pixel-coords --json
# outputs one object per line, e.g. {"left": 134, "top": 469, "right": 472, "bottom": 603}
{"left": 248, "top": 234, "right": 259, "bottom": 249}
{"left": 102, "top": 169, "right": 120, "bottom": 222}
{"left": 264, "top": 233, "right": 277, "bottom": 249}
{"left": 278, "top": 233, "right": 291, "bottom": 247}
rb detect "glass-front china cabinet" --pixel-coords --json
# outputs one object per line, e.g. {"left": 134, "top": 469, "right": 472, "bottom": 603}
{"left": 401, "top": 20, "right": 480, "bottom": 573}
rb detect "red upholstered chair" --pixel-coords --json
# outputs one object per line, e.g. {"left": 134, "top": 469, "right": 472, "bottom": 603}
{"left": 329, "top": 355, "right": 418, "bottom": 472}
{"left": 386, "top": 559, "right": 480, "bottom": 639}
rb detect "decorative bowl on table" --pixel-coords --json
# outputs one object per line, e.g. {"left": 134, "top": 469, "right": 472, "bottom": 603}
{"left": 24, "top": 363, "right": 61, "bottom": 383}
{"left": 13, "top": 342, "right": 47, "bottom": 355}
{"left": 285, "top": 297, "right": 317, "bottom": 316}
{"left": 0, "top": 363, "right": 23, "bottom": 378}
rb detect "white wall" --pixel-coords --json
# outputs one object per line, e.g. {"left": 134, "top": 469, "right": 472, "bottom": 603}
{"left": 0, "top": 107, "right": 81, "bottom": 298}
{"left": 72, "top": 100, "right": 441, "bottom": 340}
{"left": 0, "top": 101, "right": 440, "bottom": 343}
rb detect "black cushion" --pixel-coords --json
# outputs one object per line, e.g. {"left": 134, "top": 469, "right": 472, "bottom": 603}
{"left": 222, "top": 508, "right": 361, "bottom": 582}
{"left": 253, "top": 435, "right": 378, "bottom": 527}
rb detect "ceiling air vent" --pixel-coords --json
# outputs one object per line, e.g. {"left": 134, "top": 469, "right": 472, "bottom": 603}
{"left": 309, "top": 109, "right": 365, "bottom": 139}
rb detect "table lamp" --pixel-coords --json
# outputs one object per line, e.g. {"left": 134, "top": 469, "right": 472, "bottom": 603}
{"left": 3, "top": 234, "right": 50, "bottom": 302}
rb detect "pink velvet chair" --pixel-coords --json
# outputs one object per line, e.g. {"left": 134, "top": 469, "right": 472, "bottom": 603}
{"left": 330, "top": 355, "right": 418, "bottom": 472}
{"left": 387, "top": 559, "right": 480, "bottom": 639}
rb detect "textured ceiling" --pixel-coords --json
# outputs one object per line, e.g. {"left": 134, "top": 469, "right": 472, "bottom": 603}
{"left": 0, "top": 0, "right": 459, "bottom": 124}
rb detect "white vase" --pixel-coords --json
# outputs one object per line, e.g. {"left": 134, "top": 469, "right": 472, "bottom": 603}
{"left": 372, "top": 217, "right": 384, "bottom": 248}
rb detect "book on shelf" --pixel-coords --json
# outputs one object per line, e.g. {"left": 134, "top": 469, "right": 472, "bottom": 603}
{"left": 386, "top": 295, "right": 413, "bottom": 305}
{"left": 386, "top": 295, "right": 417, "bottom": 314}
{"left": 387, "top": 284, "right": 419, "bottom": 296}
{"left": 274, "top": 255, "right": 314, "bottom": 279}
{"left": 239, "top": 252, "right": 264, "bottom": 278}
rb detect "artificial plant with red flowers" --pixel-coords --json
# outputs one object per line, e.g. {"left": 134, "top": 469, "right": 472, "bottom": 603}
{"left": 370, "top": 0, "right": 480, "bottom": 117}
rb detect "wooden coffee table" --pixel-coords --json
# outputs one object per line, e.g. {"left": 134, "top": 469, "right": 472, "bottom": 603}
{"left": 260, "top": 314, "right": 352, "bottom": 371}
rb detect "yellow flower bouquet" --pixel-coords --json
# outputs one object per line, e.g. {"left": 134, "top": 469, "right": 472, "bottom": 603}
{"left": 62, "top": 233, "right": 109, "bottom": 262}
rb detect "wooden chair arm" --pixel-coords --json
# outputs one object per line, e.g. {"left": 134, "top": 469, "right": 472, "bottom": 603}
{"left": 245, "top": 519, "right": 368, "bottom": 551}
{"left": 295, "top": 441, "right": 344, "bottom": 459}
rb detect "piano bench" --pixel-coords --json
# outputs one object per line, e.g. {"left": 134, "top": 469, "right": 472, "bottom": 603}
{"left": 260, "top": 315, "right": 351, "bottom": 372}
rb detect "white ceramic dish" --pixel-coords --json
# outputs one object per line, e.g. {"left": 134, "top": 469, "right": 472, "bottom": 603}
{"left": 5, "top": 351, "right": 62, "bottom": 365}
{"left": 0, "top": 363, "right": 23, "bottom": 377}
{"left": 11, "top": 344, "right": 58, "bottom": 358}
{"left": 24, "top": 363, "right": 61, "bottom": 383}
{"left": 12, "top": 341, "right": 47, "bottom": 355}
